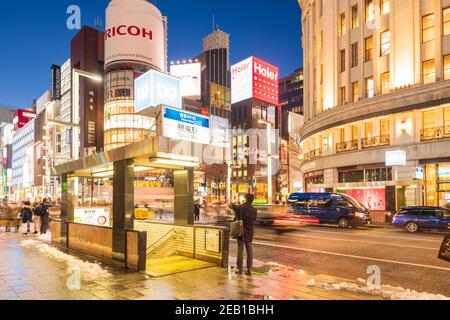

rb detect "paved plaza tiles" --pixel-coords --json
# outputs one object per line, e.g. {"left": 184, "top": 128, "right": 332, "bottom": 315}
{"left": 0, "top": 231, "right": 383, "bottom": 300}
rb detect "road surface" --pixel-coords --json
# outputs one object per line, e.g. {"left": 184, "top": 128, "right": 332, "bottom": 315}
{"left": 228, "top": 224, "right": 450, "bottom": 296}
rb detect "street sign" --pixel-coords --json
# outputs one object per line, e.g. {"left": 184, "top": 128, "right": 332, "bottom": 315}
{"left": 415, "top": 167, "right": 424, "bottom": 180}
{"left": 438, "top": 235, "right": 450, "bottom": 262}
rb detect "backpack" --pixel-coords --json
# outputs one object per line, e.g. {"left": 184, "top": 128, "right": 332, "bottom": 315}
{"left": 35, "top": 205, "right": 45, "bottom": 217}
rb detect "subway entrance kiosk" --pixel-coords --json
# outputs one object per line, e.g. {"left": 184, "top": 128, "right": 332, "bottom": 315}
{"left": 51, "top": 103, "right": 230, "bottom": 276}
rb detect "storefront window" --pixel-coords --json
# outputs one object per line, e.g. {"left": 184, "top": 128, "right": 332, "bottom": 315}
{"left": 425, "top": 163, "right": 450, "bottom": 207}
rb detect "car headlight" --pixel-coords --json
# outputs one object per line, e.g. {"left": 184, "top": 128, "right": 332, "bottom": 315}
{"left": 355, "top": 212, "right": 365, "bottom": 218}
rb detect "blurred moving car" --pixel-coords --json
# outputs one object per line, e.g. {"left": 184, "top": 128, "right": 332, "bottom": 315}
{"left": 257, "top": 210, "right": 319, "bottom": 229}
{"left": 288, "top": 193, "right": 371, "bottom": 228}
{"left": 392, "top": 207, "right": 450, "bottom": 233}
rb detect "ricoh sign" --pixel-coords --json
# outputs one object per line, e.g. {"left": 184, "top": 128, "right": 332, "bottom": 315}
{"left": 231, "top": 56, "right": 279, "bottom": 105}
{"left": 105, "top": 0, "right": 165, "bottom": 70}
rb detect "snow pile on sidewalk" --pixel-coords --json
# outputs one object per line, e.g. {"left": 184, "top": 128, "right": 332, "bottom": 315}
{"left": 19, "top": 239, "right": 112, "bottom": 281}
{"left": 307, "top": 278, "right": 450, "bottom": 300}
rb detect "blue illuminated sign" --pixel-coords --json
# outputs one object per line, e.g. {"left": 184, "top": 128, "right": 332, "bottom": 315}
{"left": 135, "top": 70, "right": 182, "bottom": 113}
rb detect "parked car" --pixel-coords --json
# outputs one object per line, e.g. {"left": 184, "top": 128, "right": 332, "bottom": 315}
{"left": 288, "top": 193, "right": 371, "bottom": 228}
{"left": 392, "top": 206, "right": 450, "bottom": 233}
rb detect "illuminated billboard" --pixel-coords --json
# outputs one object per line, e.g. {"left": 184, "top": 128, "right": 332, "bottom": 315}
{"left": 162, "top": 107, "right": 210, "bottom": 144}
{"left": 135, "top": 69, "right": 182, "bottom": 113}
{"left": 74, "top": 207, "right": 112, "bottom": 227}
{"left": 231, "top": 56, "right": 279, "bottom": 105}
{"left": 210, "top": 115, "right": 230, "bottom": 147}
{"left": 13, "top": 109, "right": 36, "bottom": 131}
{"left": 105, "top": 0, "right": 165, "bottom": 70}
{"left": 170, "top": 62, "right": 201, "bottom": 99}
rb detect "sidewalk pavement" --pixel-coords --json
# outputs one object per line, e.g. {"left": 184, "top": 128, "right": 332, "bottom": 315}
{"left": 0, "top": 231, "right": 384, "bottom": 300}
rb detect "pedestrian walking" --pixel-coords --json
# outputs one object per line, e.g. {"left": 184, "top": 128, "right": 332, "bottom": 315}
{"left": 40, "top": 198, "right": 50, "bottom": 234}
{"left": 194, "top": 201, "right": 201, "bottom": 222}
{"left": 34, "top": 202, "right": 43, "bottom": 235}
{"left": 230, "top": 193, "right": 258, "bottom": 275}
{"left": 20, "top": 201, "right": 34, "bottom": 236}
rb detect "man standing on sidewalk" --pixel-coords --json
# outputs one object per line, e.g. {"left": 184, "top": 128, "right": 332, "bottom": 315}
{"left": 231, "top": 193, "right": 258, "bottom": 275}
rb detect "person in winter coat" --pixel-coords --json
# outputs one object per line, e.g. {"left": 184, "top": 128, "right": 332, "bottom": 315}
{"left": 20, "top": 201, "right": 33, "bottom": 236}
{"left": 40, "top": 198, "right": 50, "bottom": 235}
{"left": 231, "top": 193, "right": 258, "bottom": 275}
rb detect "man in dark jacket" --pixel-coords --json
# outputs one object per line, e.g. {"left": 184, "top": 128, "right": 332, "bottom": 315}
{"left": 231, "top": 193, "right": 258, "bottom": 275}
{"left": 40, "top": 198, "right": 50, "bottom": 235}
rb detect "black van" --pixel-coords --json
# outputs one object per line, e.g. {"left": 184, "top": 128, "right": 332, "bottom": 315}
{"left": 288, "top": 193, "right": 371, "bottom": 228}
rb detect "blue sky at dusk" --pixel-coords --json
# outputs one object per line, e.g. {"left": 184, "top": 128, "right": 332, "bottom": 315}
{"left": 0, "top": 0, "right": 302, "bottom": 108}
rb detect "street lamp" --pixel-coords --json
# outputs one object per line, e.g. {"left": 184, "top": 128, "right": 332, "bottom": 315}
{"left": 258, "top": 119, "right": 273, "bottom": 205}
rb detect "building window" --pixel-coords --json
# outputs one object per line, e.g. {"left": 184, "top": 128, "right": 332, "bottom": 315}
{"left": 444, "top": 55, "right": 450, "bottom": 80}
{"left": 365, "top": 36, "right": 373, "bottom": 62}
{"left": 352, "top": 82, "right": 359, "bottom": 102}
{"left": 319, "top": 0, "right": 323, "bottom": 17}
{"left": 352, "top": 5, "right": 359, "bottom": 29}
{"left": 340, "top": 12, "right": 346, "bottom": 36}
{"left": 443, "top": 7, "right": 450, "bottom": 36}
{"left": 423, "top": 110, "right": 436, "bottom": 129}
{"left": 352, "top": 125, "right": 359, "bottom": 140}
{"left": 380, "top": 72, "right": 390, "bottom": 94}
{"left": 340, "top": 49, "right": 346, "bottom": 72}
{"left": 380, "top": 30, "right": 391, "bottom": 56}
{"left": 351, "top": 43, "right": 359, "bottom": 68}
{"left": 366, "top": 0, "right": 374, "bottom": 21}
{"left": 320, "top": 64, "right": 323, "bottom": 84}
{"left": 422, "top": 14, "right": 435, "bottom": 43}
{"left": 366, "top": 77, "right": 374, "bottom": 98}
{"left": 340, "top": 87, "right": 346, "bottom": 106}
{"left": 381, "top": 0, "right": 390, "bottom": 15}
{"left": 422, "top": 59, "right": 436, "bottom": 84}
{"left": 320, "top": 30, "right": 324, "bottom": 49}
{"left": 380, "top": 118, "right": 390, "bottom": 136}
{"left": 365, "top": 122, "right": 374, "bottom": 138}
{"left": 445, "top": 108, "right": 450, "bottom": 128}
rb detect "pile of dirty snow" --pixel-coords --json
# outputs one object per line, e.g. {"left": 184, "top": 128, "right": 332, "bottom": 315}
{"left": 19, "top": 239, "right": 112, "bottom": 281}
{"left": 307, "top": 278, "right": 450, "bottom": 300}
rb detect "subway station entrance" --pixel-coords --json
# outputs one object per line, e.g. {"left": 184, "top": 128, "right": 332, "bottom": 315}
{"left": 51, "top": 135, "right": 229, "bottom": 276}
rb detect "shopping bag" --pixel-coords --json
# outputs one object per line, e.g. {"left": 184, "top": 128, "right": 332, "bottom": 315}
{"left": 230, "top": 206, "right": 244, "bottom": 238}
{"left": 230, "top": 220, "right": 243, "bottom": 238}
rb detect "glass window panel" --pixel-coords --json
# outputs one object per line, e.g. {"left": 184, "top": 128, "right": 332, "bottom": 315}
{"left": 422, "top": 59, "right": 436, "bottom": 84}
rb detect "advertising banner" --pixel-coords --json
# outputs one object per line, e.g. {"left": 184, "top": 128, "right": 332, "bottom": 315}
{"left": 135, "top": 70, "right": 182, "bottom": 113}
{"left": 343, "top": 188, "right": 386, "bottom": 211}
{"left": 210, "top": 115, "right": 230, "bottom": 147}
{"left": 231, "top": 56, "right": 279, "bottom": 105}
{"left": 162, "top": 107, "right": 210, "bottom": 144}
{"left": 170, "top": 63, "right": 201, "bottom": 99}
{"left": 105, "top": 0, "right": 165, "bottom": 69}
{"left": 74, "top": 207, "right": 112, "bottom": 227}
{"left": 231, "top": 57, "right": 253, "bottom": 104}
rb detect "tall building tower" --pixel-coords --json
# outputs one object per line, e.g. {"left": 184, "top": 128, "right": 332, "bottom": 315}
{"left": 194, "top": 29, "right": 231, "bottom": 119}
{"left": 103, "top": 0, "right": 166, "bottom": 151}
{"left": 71, "top": 26, "right": 105, "bottom": 156}
{"left": 299, "top": 0, "right": 450, "bottom": 212}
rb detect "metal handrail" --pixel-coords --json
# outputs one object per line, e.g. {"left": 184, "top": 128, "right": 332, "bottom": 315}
{"left": 336, "top": 139, "right": 358, "bottom": 153}
{"left": 421, "top": 126, "right": 450, "bottom": 141}
{"left": 362, "top": 134, "right": 391, "bottom": 149}
{"left": 146, "top": 228, "right": 177, "bottom": 257}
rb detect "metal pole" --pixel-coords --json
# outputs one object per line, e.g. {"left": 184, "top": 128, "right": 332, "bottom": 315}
{"left": 267, "top": 122, "right": 273, "bottom": 205}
